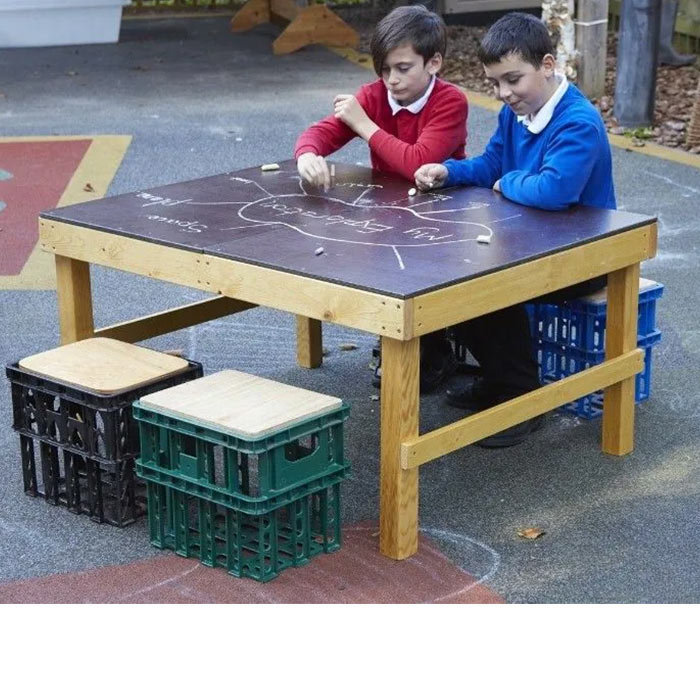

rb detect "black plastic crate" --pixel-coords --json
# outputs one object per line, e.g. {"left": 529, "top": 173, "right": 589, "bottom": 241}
{"left": 7, "top": 358, "right": 202, "bottom": 527}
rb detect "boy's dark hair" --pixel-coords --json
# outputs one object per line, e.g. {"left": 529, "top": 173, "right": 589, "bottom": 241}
{"left": 477, "top": 12, "right": 554, "bottom": 68}
{"left": 370, "top": 4, "right": 447, "bottom": 75}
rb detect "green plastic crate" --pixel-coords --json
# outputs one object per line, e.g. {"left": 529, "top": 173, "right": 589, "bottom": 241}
{"left": 133, "top": 401, "right": 349, "bottom": 503}
{"left": 145, "top": 479, "right": 342, "bottom": 582}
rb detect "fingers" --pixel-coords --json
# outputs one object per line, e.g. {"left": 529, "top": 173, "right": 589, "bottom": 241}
{"left": 317, "top": 157, "right": 331, "bottom": 190}
{"left": 333, "top": 95, "right": 357, "bottom": 123}
{"left": 297, "top": 154, "right": 330, "bottom": 190}
{"left": 333, "top": 94, "right": 354, "bottom": 108}
{"left": 414, "top": 163, "right": 447, "bottom": 191}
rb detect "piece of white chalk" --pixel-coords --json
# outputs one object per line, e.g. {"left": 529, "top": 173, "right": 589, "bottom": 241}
{"left": 261, "top": 163, "right": 280, "bottom": 172}
{"left": 314, "top": 247, "right": 324, "bottom": 256}
{"left": 476, "top": 234, "right": 491, "bottom": 244}
{"left": 408, "top": 187, "right": 417, "bottom": 196}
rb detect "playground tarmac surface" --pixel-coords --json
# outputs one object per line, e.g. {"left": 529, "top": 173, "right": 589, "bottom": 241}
{"left": 1, "top": 15, "right": 699, "bottom": 603}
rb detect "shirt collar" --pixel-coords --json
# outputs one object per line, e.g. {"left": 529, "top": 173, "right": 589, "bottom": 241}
{"left": 387, "top": 75, "right": 436, "bottom": 116}
{"left": 517, "top": 75, "right": 568, "bottom": 134}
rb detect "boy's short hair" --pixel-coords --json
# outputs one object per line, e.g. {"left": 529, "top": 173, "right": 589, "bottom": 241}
{"left": 370, "top": 4, "right": 447, "bottom": 75}
{"left": 477, "top": 12, "right": 554, "bottom": 68}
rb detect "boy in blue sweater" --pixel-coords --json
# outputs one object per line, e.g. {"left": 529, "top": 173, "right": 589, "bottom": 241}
{"left": 414, "top": 12, "right": 616, "bottom": 448}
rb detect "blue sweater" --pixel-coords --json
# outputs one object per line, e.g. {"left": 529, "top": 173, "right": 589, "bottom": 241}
{"left": 444, "top": 84, "right": 616, "bottom": 211}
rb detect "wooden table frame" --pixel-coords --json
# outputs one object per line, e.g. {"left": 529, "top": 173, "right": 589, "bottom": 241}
{"left": 39, "top": 217, "right": 657, "bottom": 560}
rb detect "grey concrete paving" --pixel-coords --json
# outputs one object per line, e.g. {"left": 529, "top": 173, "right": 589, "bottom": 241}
{"left": 1, "top": 15, "right": 699, "bottom": 602}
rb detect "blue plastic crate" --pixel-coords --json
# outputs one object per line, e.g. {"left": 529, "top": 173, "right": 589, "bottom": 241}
{"left": 538, "top": 331, "right": 662, "bottom": 419}
{"left": 527, "top": 279, "right": 664, "bottom": 353}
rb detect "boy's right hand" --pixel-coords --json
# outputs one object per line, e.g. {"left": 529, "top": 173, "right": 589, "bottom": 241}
{"left": 297, "top": 153, "right": 331, "bottom": 190}
{"left": 414, "top": 163, "right": 448, "bottom": 191}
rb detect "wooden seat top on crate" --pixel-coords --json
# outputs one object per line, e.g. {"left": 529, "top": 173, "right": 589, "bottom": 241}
{"left": 576, "top": 277, "right": 660, "bottom": 305}
{"left": 139, "top": 370, "right": 343, "bottom": 439}
{"left": 18, "top": 338, "right": 190, "bottom": 394}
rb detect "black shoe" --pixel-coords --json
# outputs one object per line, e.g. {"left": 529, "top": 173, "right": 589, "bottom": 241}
{"left": 370, "top": 342, "right": 457, "bottom": 394}
{"left": 476, "top": 413, "right": 546, "bottom": 449}
{"left": 445, "top": 378, "right": 498, "bottom": 411}
{"left": 420, "top": 346, "right": 458, "bottom": 394}
{"left": 370, "top": 343, "right": 381, "bottom": 388}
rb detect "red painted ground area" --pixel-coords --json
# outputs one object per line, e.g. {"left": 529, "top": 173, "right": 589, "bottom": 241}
{"left": 0, "top": 525, "right": 504, "bottom": 604}
{"left": 0, "top": 140, "right": 92, "bottom": 275}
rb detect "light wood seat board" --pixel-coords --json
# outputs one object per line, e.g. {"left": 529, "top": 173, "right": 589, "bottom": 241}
{"left": 19, "top": 338, "right": 190, "bottom": 394}
{"left": 139, "top": 370, "right": 343, "bottom": 439}
{"left": 576, "top": 277, "right": 660, "bottom": 305}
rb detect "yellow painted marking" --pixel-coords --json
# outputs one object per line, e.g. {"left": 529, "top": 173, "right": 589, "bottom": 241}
{"left": 329, "top": 46, "right": 700, "bottom": 170}
{"left": 0, "top": 135, "right": 131, "bottom": 290}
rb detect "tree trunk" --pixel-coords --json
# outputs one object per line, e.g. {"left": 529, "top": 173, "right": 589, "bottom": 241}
{"left": 576, "top": 0, "right": 609, "bottom": 99}
{"left": 613, "top": 0, "right": 662, "bottom": 127}
{"left": 542, "top": 0, "right": 578, "bottom": 80}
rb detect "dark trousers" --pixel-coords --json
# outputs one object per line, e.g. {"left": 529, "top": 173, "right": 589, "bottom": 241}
{"left": 453, "top": 276, "right": 607, "bottom": 400}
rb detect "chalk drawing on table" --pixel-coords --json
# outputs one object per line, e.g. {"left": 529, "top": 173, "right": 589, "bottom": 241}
{"left": 135, "top": 172, "right": 523, "bottom": 271}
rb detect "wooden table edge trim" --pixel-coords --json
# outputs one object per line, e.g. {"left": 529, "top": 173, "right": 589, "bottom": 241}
{"left": 411, "top": 224, "right": 657, "bottom": 336}
{"left": 400, "top": 348, "right": 644, "bottom": 470}
{"left": 39, "top": 219, "right": 409, "bottom": 340}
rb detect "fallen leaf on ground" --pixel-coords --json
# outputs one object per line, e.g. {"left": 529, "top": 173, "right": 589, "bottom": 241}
{"left": 339, "top": 343, "right": 358, "bottom": 351}
{"left": 83, "top": 183, "right": 95, "bottom": 192}
{"left": 518, "top": 527, "right": 545, "bottom": 540}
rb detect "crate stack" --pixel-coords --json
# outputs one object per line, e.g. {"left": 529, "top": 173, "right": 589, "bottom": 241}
{"left": 133, "top": 370, "right": 350, "bottom": 582}
{"left": 527, "top": 278, "right": 664, "bottom": 419}
{"left": 6, "top": 338, "right": 202, "bottom": 526}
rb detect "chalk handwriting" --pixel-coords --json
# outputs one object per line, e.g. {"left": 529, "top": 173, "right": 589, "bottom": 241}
{"left": 405, "top": 227, "right": 454, "bottom": 242}
{"left": 337, "top": 182, "right": 383, "bottom": 189}
{"left": 145, "top": 214, "right": 207, "bottom": 233}
{"left": 259, "top": 201, "right": 393, "bottom": 234}
{"left": 138, "top": 192, "right": 192, "bottom": 208}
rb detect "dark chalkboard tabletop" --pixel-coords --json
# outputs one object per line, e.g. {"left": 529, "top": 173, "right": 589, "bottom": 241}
{"left": 43, "top": 160, "right": 655, "bottom": 299}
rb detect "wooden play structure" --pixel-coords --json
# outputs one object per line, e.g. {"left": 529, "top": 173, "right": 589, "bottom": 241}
{"left": 230, "top": 0, "right": 358, "bottom": 55}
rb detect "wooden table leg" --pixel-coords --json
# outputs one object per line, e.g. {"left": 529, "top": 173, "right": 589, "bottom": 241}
{"left": 602, "top": 262, "right": 640, "bottom": 455}
{"left": 379, "top": 335, "right": 419, "bottom": 559}
{"left": 296, "top": 315, "right": 322, "bottom": 368}
{"left": 55, "top": 255, "right": 95, "bottom": 345}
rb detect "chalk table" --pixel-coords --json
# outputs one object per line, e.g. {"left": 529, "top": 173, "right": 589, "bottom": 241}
{"left": 39, "top": 160, "right": 657, "bottom": 560}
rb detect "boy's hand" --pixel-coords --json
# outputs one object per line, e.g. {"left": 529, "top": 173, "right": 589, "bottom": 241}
{"left": 414, "top": 163, "right": 448, "bottom": 191}
{"left": 297, "top": 152, "right": 331, "bottom": 190}
{"left": 333, "top": 94, "right": 378, "bottom": 140}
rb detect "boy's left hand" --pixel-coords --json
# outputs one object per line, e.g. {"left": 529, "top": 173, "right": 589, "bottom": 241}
{"left": 333, "top": 95, "right": 378, "bottom": 141}
{"left": 493, "top": 179, "right": 502, "bottom": 193}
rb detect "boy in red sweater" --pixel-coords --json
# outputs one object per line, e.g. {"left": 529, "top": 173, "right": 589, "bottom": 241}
{"left": 295, "top": 4, "right": 467, "bottom": 187}
{"left": 294, "top": 4, "right": 467, "bottom": 391}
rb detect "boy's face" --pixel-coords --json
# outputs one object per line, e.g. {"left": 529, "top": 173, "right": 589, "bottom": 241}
{"left": 380, "top": 43, "right": 442, "bottom": 106}
{"left": 483, "top": 51, "right": 556, "bottom": 117}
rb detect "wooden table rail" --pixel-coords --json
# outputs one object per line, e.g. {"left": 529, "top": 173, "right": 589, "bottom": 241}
{"left": 400, "top": 348, "right": 644, "bottom": 470}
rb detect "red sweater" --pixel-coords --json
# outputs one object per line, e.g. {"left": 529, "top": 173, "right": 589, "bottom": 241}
{"left": 294, "top": 78, "right": 467, "bottom": 181}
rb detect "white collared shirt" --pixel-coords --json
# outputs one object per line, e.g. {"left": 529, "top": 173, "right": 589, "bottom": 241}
{"left": 387, "top": 75, "right": 436, "bottom": 116}
{"left": 517, "top": 74, "right": 569, "bottom": 134}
